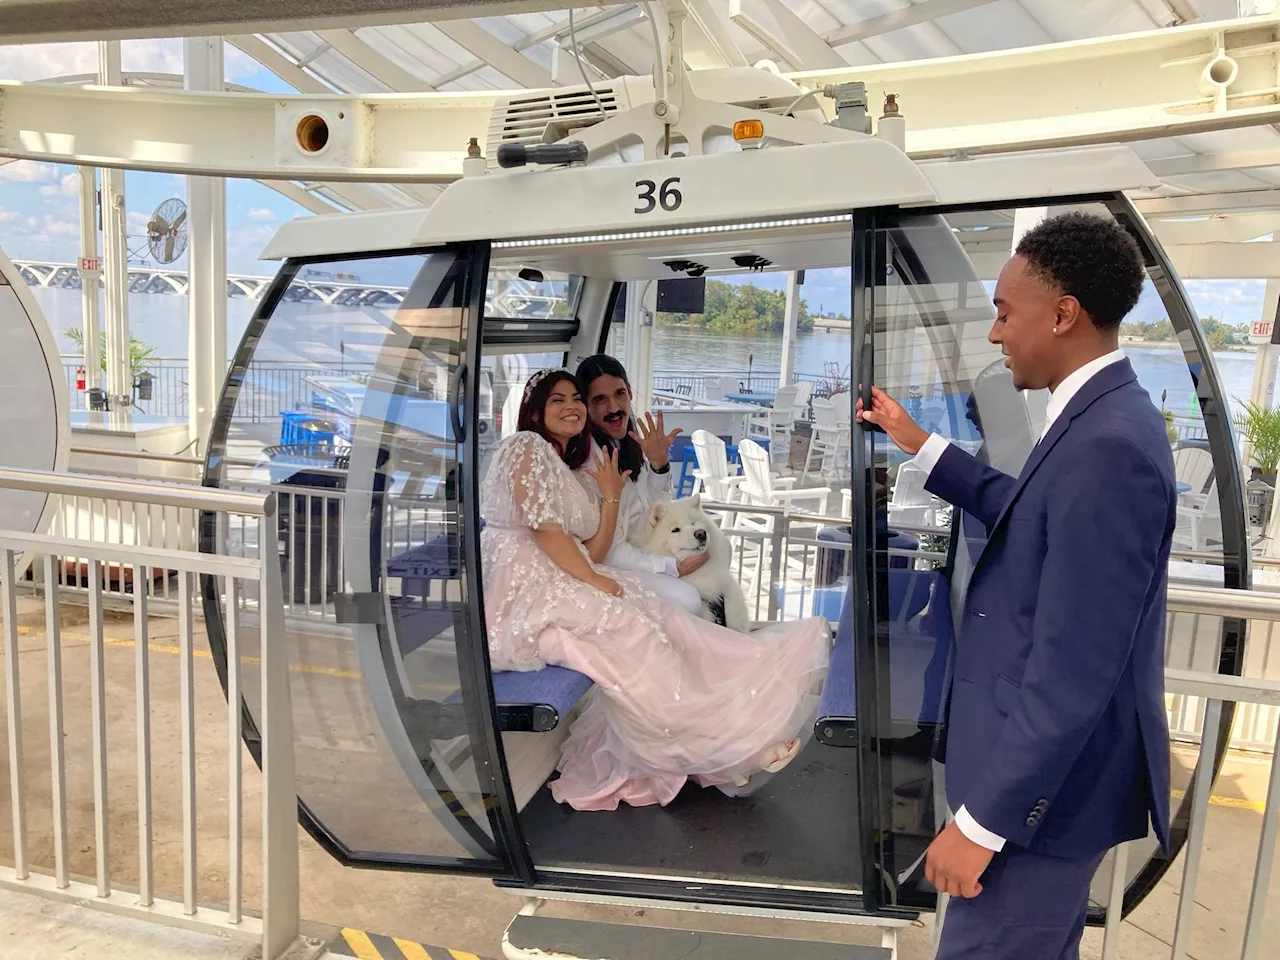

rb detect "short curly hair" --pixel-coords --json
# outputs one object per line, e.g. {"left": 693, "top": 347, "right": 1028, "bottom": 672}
{"left": 1014, "top": 212, "right": 1146, "bottom": 329}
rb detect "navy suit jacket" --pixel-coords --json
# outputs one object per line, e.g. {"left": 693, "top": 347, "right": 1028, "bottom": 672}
{"left": 926, "top": 358, "right": 1175, "bottom": 859}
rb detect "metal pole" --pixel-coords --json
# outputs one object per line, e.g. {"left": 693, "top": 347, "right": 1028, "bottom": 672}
{"left": 185, "top": 36, "right": 228, "bottom": 456}
{"left": 257, "top": 508, "right": 301, "bottom": 959}
{"left": 779, "top": 271, "right": 800, "bottom": 387}
{"left": 77, "top": 166, "right": 103, "bottom": 419}
{"left": 98, "top": 41, "right": 132, "bottom": 428}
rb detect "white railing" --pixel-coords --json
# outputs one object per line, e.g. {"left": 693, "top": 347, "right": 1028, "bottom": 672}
{"left": 1099, "top": 592, "right": 1280, "bottom": 960}
{"left": 0, "top": 467, "right": 306, "bottom": 960}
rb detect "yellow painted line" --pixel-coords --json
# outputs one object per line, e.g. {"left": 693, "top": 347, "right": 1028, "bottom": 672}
{"left": 17, "top": 623, "right": 364, "bottom": 680}
{"left": 393, "top": 938, "right": 432, "bottom": 960}
{"left": 342, "top": 928, "right": 384, "bottom": 960}
{"left": 449, "top": 951, "right": 481, "bottom": 960}
{"left": 1171, "top": 788, "right": 1265, "bottom": 813}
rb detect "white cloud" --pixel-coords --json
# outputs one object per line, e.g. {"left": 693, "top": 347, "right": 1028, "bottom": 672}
{"left": 127, "top": 211, "right": 153, "bottom": 235}
{"left": 0, "top": 43, "right": 96, "bottom": 81}
{"left": 0, "top": 161, "right": 58, "bottom": 183}
{"left": 224, "top": 45, "right": 264, "bottom": 83}
{"left": 120, "top": 38, "right": 184, "bottom": 76}
{"left": 39, "top": 173, "right": 79, "bottom": 197}
{"left": 0, "top": 208, "right": 17, "bottom": 223}
{"left": 247, "top": 207, "right": 277, "bottom": 221}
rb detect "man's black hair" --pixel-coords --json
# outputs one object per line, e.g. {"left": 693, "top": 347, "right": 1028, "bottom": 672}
{"left": 575, "top": 353, "right": 645, "bottom": 480}
{"left": 1014, "top": 212, "right": 1146, "bottom": 329}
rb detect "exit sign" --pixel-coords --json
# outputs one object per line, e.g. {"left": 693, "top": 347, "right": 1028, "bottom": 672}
{"left": 78, "top": 256, "right": 101, "bottom": 273}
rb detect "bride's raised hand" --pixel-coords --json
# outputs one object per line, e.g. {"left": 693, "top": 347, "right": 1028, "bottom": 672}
{"left": 584, "top": 446, "right": 631, "bottom": 502}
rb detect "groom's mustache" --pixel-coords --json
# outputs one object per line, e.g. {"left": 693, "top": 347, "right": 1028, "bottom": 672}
{"left": 601, "top": 412, "right": 627, "bottom": 425}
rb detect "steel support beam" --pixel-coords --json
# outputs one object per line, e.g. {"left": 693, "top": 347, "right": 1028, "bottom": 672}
{"left": 436, "top": 20, "right": 553, "bottom": 88}
{"left": 0, "top": 0, "right": 593, "bottom": 45}
{"left": 314, "top": 29, "right": 435, "bottom": 92}
{"left": 226, "top": 35, "right": 332, "bottom": 94}
{"left": 729, "top": 0, "right": 846, "bottom": 71}
{"left": 2, "top": 13, "right": 1280, "bottom": 182}
{"left": 1135, "top": 188, "right": 1280, "bottom": 217}
{"left": 186, "top": 37, "right": 228, "bottom": 455}
{"left": 77, "top": 168, "right": 103, "bottom": 407}
{"left": 824, "top": 0, "right": 1002, "bottom": 47}
{"left": 98, "top": 42, "right": 133, "bottom": 427}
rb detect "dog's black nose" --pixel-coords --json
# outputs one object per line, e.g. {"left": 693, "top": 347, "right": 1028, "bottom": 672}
{"left": 694, "top": 529, "right": 707, "bottom": 542}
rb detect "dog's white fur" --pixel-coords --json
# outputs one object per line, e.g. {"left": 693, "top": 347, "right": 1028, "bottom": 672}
{"left": 630, "top": 494, "right": 750, "bottom": 633}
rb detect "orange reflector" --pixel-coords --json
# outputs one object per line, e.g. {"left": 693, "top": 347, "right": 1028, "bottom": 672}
{"left": 733, "top": 119, "right": 764, "bottom": 141}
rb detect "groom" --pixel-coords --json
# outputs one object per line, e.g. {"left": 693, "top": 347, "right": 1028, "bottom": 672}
{"left": 861, "top": 212, "right": 1175, "bottom": 958}
{"left": 575, "top": 354, "right": 708, "bottom": 613}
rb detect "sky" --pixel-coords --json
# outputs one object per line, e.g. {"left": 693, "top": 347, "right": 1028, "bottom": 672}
{"left": 0, "top": 39, "right": 309, "bottom": 277}
{"left": 0, "top": 38, "right": 1270, "bottom": 325}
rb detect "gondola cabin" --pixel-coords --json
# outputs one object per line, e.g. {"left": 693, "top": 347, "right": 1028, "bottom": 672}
{"left": 197, "top": 126, "right": 1247, "bottom": 938}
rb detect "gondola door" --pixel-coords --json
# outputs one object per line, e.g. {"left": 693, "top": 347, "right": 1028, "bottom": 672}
{"left": 853, "top": 210, "right": 1040, "bottom": 911}
{"left": 202, "top": 242, "right": 529, "bottom": 880}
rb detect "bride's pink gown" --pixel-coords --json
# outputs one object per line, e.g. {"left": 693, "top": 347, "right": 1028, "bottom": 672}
{"left": 480, "top": 431, "right": 831, "bottom": 811}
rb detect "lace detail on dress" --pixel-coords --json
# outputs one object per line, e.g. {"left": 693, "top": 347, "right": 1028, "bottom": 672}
{"left": 479, "top": 431, "right": 669, "bottom": 672}
{"left": 481, "top": 431, "right": 596, "bottom": 536}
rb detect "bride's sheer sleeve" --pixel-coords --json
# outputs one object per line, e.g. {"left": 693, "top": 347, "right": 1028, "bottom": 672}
{"left": 481, "top": 432, "right": 572, "bottom": 532}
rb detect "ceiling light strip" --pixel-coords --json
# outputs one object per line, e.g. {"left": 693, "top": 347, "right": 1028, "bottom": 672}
{"left": 492, "top": 214, "right": 852, "bottom": 249}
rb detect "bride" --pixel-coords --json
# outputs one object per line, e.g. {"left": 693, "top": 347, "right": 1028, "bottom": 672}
{"left": 480, "top": 367, "right": 831, "bottom": 811}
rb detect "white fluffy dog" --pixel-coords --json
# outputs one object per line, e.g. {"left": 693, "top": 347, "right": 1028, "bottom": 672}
{"left": 631, "top": 495, "right": 750, "bottom": 633}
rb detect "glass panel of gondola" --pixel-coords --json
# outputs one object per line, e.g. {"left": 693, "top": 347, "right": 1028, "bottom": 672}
{"left": 202, "top": 246, "right": 519, "bottom": 873}
{"left": 866, "top": 211, "right": 1040, "bottom": 908}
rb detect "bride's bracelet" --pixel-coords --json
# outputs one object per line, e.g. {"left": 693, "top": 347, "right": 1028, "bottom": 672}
{"left": 601, "top": 496, "right": 621, "bottom": 504}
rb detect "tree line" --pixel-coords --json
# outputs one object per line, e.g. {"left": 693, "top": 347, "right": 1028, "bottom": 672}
{"left": 1119, "top": 316, "right": 1249, "bottom": 350}
{"left": 658, "top": 279, "right": 816, "bottom": 333}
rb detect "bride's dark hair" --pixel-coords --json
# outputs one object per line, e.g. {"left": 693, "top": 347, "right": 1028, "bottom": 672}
{"left": 516, "top": 369, "right": 591, "bottom": 469}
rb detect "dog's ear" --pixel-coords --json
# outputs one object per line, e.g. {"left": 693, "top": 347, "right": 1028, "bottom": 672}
{"left": 647, "top": 503, "right": 665, "bottom": 531}
{"left": 689, "top": 493, "right": 702, "bottom": 510}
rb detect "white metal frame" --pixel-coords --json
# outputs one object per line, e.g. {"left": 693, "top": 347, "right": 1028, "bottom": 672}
{"left": 0, "top": 467, "right": 308, "bottom": 960}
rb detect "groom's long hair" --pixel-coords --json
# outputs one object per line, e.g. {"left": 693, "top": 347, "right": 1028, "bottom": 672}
{"left": 576, "top": 354, "right": 645, "bottom": 482}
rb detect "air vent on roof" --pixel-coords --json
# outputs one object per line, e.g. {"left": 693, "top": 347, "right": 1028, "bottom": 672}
{"left": 484, "top": 79, "right": 639, "bottom": 170}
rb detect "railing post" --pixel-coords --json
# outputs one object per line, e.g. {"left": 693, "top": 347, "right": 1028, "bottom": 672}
{"left": 257, "top": 503, "right": 301, "bottom": 959}
{"left": 767, "top": 513, "right": 786, "bottom": 620}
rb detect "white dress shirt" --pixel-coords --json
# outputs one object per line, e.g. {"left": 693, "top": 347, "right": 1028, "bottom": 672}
{"left": 578, "top": 436, "right": 677, "bottom": 575}
{"left": 911, "top": 349, "right": 1125, "bottom": 852}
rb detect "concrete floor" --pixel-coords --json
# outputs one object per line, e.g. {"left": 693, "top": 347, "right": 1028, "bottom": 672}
{"left": 0, "top": 598, "right": 1276, "bottom": 960}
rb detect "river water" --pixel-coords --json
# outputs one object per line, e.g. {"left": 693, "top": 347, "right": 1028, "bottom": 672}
{"left": 31, "top": 287, "right": 1259, "bottom": 420}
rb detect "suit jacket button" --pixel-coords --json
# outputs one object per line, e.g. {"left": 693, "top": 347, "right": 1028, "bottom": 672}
{"left": 1025, "top": 816, "right": 1037, "bottom": 826}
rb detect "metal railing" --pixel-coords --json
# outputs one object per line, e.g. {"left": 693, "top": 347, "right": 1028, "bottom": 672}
{"left": 1098, "top": 584, "right": 1280, "bottom": 960}
{"left": 0, "top": 468, "right": 305, "bottom": 960}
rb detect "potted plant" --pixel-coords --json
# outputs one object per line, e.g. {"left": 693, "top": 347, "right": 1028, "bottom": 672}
{"left": 1234, "top": 399, "right": 1280, "bottom": 485}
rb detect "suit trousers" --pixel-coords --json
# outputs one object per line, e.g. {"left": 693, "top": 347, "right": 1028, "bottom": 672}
{"left": 935, "top": 843, "right": 1106, "bottom": 960}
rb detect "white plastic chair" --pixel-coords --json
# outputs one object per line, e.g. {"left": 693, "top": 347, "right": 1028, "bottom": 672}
{"left": 1173, "top": 446, "right": 1214, "bottom": 496}
{"left": 831, "top": 392, "right": 851, "bottom": 426}
{"left": 749, "top": 384, "right": 799, "bottom": 466}
{"left": 801, "top": 397, "right": 850, "bottom": 484}
{"left": 1174, "top": 479, "right": 1223, "bottom": 553}
{"left": 792, "top": 379, "right": 813, "bottom": 414}
{"left": 737, "top": 438, "right": 830, "bottom": 516}
{"left": 888, "top": 462, "right": 939, "bottom": 528}
{"left": 703, "top": 378, "right": 725, "bottom": 401}
{"left": 689, "top": 429, "right": 745, "bottom": 503}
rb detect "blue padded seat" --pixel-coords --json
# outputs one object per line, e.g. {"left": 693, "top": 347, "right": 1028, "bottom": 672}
{"left": 392, "top": 525, "right": 593, "bottom": 733}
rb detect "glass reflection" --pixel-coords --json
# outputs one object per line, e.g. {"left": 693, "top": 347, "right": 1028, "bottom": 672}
{"left": 205, "top": 250, "right": 509, "bottom": 868}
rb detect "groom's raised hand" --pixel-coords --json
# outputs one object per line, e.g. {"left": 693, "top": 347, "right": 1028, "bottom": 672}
{"left": 856, "top": 386, "right": 929, "bottom": 456}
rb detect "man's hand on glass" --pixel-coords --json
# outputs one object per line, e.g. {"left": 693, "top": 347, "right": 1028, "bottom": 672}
{"left": 856, "top": 386, "right": 929, "bottom": 455}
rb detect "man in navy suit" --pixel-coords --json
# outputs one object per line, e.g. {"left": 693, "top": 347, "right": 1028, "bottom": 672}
{"left": 860, "top": 212, "right": 1175, "bottom": 958}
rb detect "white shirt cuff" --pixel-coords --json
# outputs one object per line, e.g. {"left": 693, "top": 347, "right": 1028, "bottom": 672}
{"left": 954, "top": 805, "right": 1006, "bottom": 852}
{"left": 912, "top": 432, "right": 951, "bottom": 478}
